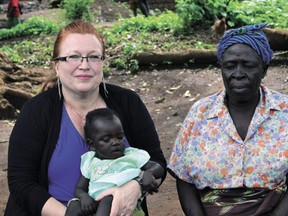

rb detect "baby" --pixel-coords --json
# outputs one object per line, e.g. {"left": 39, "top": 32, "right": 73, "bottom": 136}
{"left": 67, "top": 108, "right": 164, "bottom": 216}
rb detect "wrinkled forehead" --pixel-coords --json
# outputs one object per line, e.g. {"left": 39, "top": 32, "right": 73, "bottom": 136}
{"left": 223, "top": 43, "right": 261, "bottom": 61}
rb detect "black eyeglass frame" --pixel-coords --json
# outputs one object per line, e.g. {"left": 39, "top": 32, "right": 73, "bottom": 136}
{"left": 54, "top": 55, "right": 105, "bottom": 62}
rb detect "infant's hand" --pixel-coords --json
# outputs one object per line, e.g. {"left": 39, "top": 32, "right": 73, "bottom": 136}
{"left": 142, "top": 170, "right": 159, "bottom": 194}
{"left": 65, "top": 200, "right": 83, "bottom": 216}
{"left": 79, "top": 193, "right": 98, "bottom": 215}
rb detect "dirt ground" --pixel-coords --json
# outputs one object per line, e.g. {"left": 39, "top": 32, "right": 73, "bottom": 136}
{"left": 1, "top": 65, "right": 288, "bottom": 215}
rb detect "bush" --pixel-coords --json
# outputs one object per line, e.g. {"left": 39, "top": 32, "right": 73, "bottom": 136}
{"left": 175, "top": 0, "right": 288, "bottom": 29}
{"left": 63, "top": 0, "right": 93, "bottom": 21}
{"left": 227, "top": 0, "right": 288, "bottom": 28}
{"left": 175, "top": 0, "right": 230, "bottom": 29}
{"left": 0, "top": 16, "right": 61, "bottom": 40}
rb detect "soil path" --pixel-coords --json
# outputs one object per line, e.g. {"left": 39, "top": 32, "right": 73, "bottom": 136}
{"left": 1, "top": 65, "right": 287, "bottom": 215}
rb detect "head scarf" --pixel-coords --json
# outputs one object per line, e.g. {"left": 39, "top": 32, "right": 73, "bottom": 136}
{"left": 217, "top": 23, "right": 273, "bottom": 65}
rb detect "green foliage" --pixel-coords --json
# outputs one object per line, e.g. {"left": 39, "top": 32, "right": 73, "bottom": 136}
{"left": 1, "top": 0, "right": 287, "bottom": 71}
{"left": 107, "top": 11, "right": 180, "bottom": 35}
{"left": 175, "top": 0, "right": 230, "bottom": 29}
{"left": 0, "top": 36, "right": 54, "bottom": 66}
{"left": 175, "top": 0, "right": 288, "bottom": 29}
{"left": 0, "top": 16, "right": 61, "bottom": 40}
{"left": 63, "top": 0, "right": 93, "bottom": 21}
{"left": 195, "top": 41, "right": 215, "bottom": 49}
{"left": 129, "top": 59, "right": 139, "bottom": 74}
{"left": 110, "top": 58, "right": 127, "bottom": 69}
{"left": 228, "top": 0, "right": 288, "bottom": 28}
{"left": 101, "top": 11, "right": 182, "bottom": 70}
{"left": 175, "top": 0, "right": 205, "bottom": 27}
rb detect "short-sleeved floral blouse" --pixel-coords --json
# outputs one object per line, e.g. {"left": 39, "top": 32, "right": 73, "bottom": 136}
{"left": 168, "top": 85, "right": 288, "bottom": 192}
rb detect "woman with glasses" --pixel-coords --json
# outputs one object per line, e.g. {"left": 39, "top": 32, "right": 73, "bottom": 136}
{"left": 5, "top": 19, "right": 166, "bottom": 216}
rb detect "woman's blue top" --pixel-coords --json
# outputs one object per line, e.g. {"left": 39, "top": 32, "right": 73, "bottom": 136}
{"left": 48, "top": 105, "right": 89, "bottom": 205}
{"left": 48, "top": 105, "right": 130, "bottom": 206}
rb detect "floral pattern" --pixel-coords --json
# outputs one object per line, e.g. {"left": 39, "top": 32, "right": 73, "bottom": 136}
{"left": 168, "top": 85, "right": 288, "bottom": 192}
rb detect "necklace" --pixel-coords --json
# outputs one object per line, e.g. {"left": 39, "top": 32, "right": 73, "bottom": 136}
{"left": 65, "top": 96, "right": 101, "bottom": 136}
{"left": 65, "top": 102, "right": 86, "bottom": 128}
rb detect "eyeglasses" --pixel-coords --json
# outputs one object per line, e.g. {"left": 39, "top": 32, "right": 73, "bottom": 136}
{"left": 54, "top": 55, "right": 105, "bottom": 63}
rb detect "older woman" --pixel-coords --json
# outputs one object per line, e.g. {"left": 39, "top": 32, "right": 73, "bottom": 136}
{"left": 5, "top": 20, "right": 166, "bottom": 216}
{"left": 168, "top": 24, "right": 288, "bottom": 216}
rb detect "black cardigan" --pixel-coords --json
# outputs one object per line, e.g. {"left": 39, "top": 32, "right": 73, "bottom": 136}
{"left": 5, "top": 83, "right": 167, "bottom": 216}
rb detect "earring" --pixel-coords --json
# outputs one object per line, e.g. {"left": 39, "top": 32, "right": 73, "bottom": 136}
{"left": 102, "top": 77, "right": 109, "bottom": 96}
{"left": 57, "top": 76, "right": 62, "bottom": 100}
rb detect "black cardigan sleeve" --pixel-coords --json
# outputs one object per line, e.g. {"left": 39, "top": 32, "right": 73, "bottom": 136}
{"left": 7, "top": 90, "right": 59, "bottom": 215}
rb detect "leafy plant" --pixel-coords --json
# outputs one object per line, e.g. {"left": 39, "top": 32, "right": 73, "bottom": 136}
{"left": 0, "top": 36, "right": 54, "bottom": 66}
{"left": 1, "top": 0, "right": 287, "bottom": 71}
{"left": 62, "top": 0, "right": 93, "bottom": 21}
{"left": 129, "top": 59, "right": 139, "bottom": 74}
{"left": 0, "top": 16, "right": 61, "bottom": 40}
{"left": 228, "top": 0, "right": 288, "bottom": 28}
{"left": 174, "top": 0, "right": 288, "bottom": 29}
{"left": 175, "top": 0, "right": 230, "bottom": 30}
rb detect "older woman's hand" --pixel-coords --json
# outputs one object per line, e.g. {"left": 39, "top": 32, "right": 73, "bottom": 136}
{"left": 95, "top": 180, "right": 141, "bottom": 216}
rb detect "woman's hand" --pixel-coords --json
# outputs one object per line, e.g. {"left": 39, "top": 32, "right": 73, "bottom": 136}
{"left": 95, "top": 180, "right": 141, "bottom": 216}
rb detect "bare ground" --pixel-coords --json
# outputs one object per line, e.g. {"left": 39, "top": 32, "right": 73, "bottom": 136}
{"left": 1, "top": 65, "right": 288, "bottom": 215}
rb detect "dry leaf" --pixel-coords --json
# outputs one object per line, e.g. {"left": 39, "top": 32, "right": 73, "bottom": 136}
{"left": 183, "top": 90, "right": 191, "bottom": 98}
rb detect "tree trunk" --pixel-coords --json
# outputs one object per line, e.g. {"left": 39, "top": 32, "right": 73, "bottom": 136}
{"left": 131, "top": 49, "right": 217, "bottom": 66}
{"left": 263, "top": 28, "right": 288, "bottom": 51}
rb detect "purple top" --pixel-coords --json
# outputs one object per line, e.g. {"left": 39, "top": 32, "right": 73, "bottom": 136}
{"left": 48, "top": 105, "right": 130, "bottom": 205}
{"left": 48, "top": 105, "right": 89, "bottom": 205}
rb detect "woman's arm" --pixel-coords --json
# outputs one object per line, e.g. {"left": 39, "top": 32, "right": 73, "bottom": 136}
{"left": 41, "top": 197, "right": 66, "bottom": 216}
{"left": 176, "top": 178, "right": 206, "bottom": 216}
{"left": 95, "top": 180, "right": 141, "bottom": 216}
{"left": 7, "top": 101, "right": 53, "bottom": 215}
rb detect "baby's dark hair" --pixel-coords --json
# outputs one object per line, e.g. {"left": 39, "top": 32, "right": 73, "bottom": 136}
{"left": 84, "top": 108, "right": 120, "bottom": 145}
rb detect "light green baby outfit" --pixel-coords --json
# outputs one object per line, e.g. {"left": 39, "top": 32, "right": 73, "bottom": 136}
{"left": 80, "top": 147, "right": 150, "bottom": 216}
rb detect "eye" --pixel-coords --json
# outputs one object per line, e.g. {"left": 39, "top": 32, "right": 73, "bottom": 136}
{"left": 102, "top": 137, "right": 111, "bottom": 143}
{"left": 223, "top": 63, "right": 235, "bottom": 70}
{"left": 88, "top": 55, "right": 103, "bottom": 62}
{"left": 244, "top": 64, "right": 257, "bottom": 69}
{"left": 117, "top": 134, "right": 125, "bottom": 141}
{"left": 67, "top": 55, "right": 81, "bottom": 61}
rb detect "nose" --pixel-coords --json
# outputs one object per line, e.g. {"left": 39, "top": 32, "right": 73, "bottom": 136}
{"left": 232, "top": 65, "right": 246, "bottom": 79}
{"left": 111, "top": 138, "right": 120, "bottom": 146}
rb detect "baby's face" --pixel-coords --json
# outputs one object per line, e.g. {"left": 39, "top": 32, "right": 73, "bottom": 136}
{"left": 91, "top": 117, "right": 126, "bottom": 159}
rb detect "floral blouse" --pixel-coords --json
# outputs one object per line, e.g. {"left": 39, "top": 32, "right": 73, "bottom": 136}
{"left": 168, "top": 85, "right": 288, "bottom": 192}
